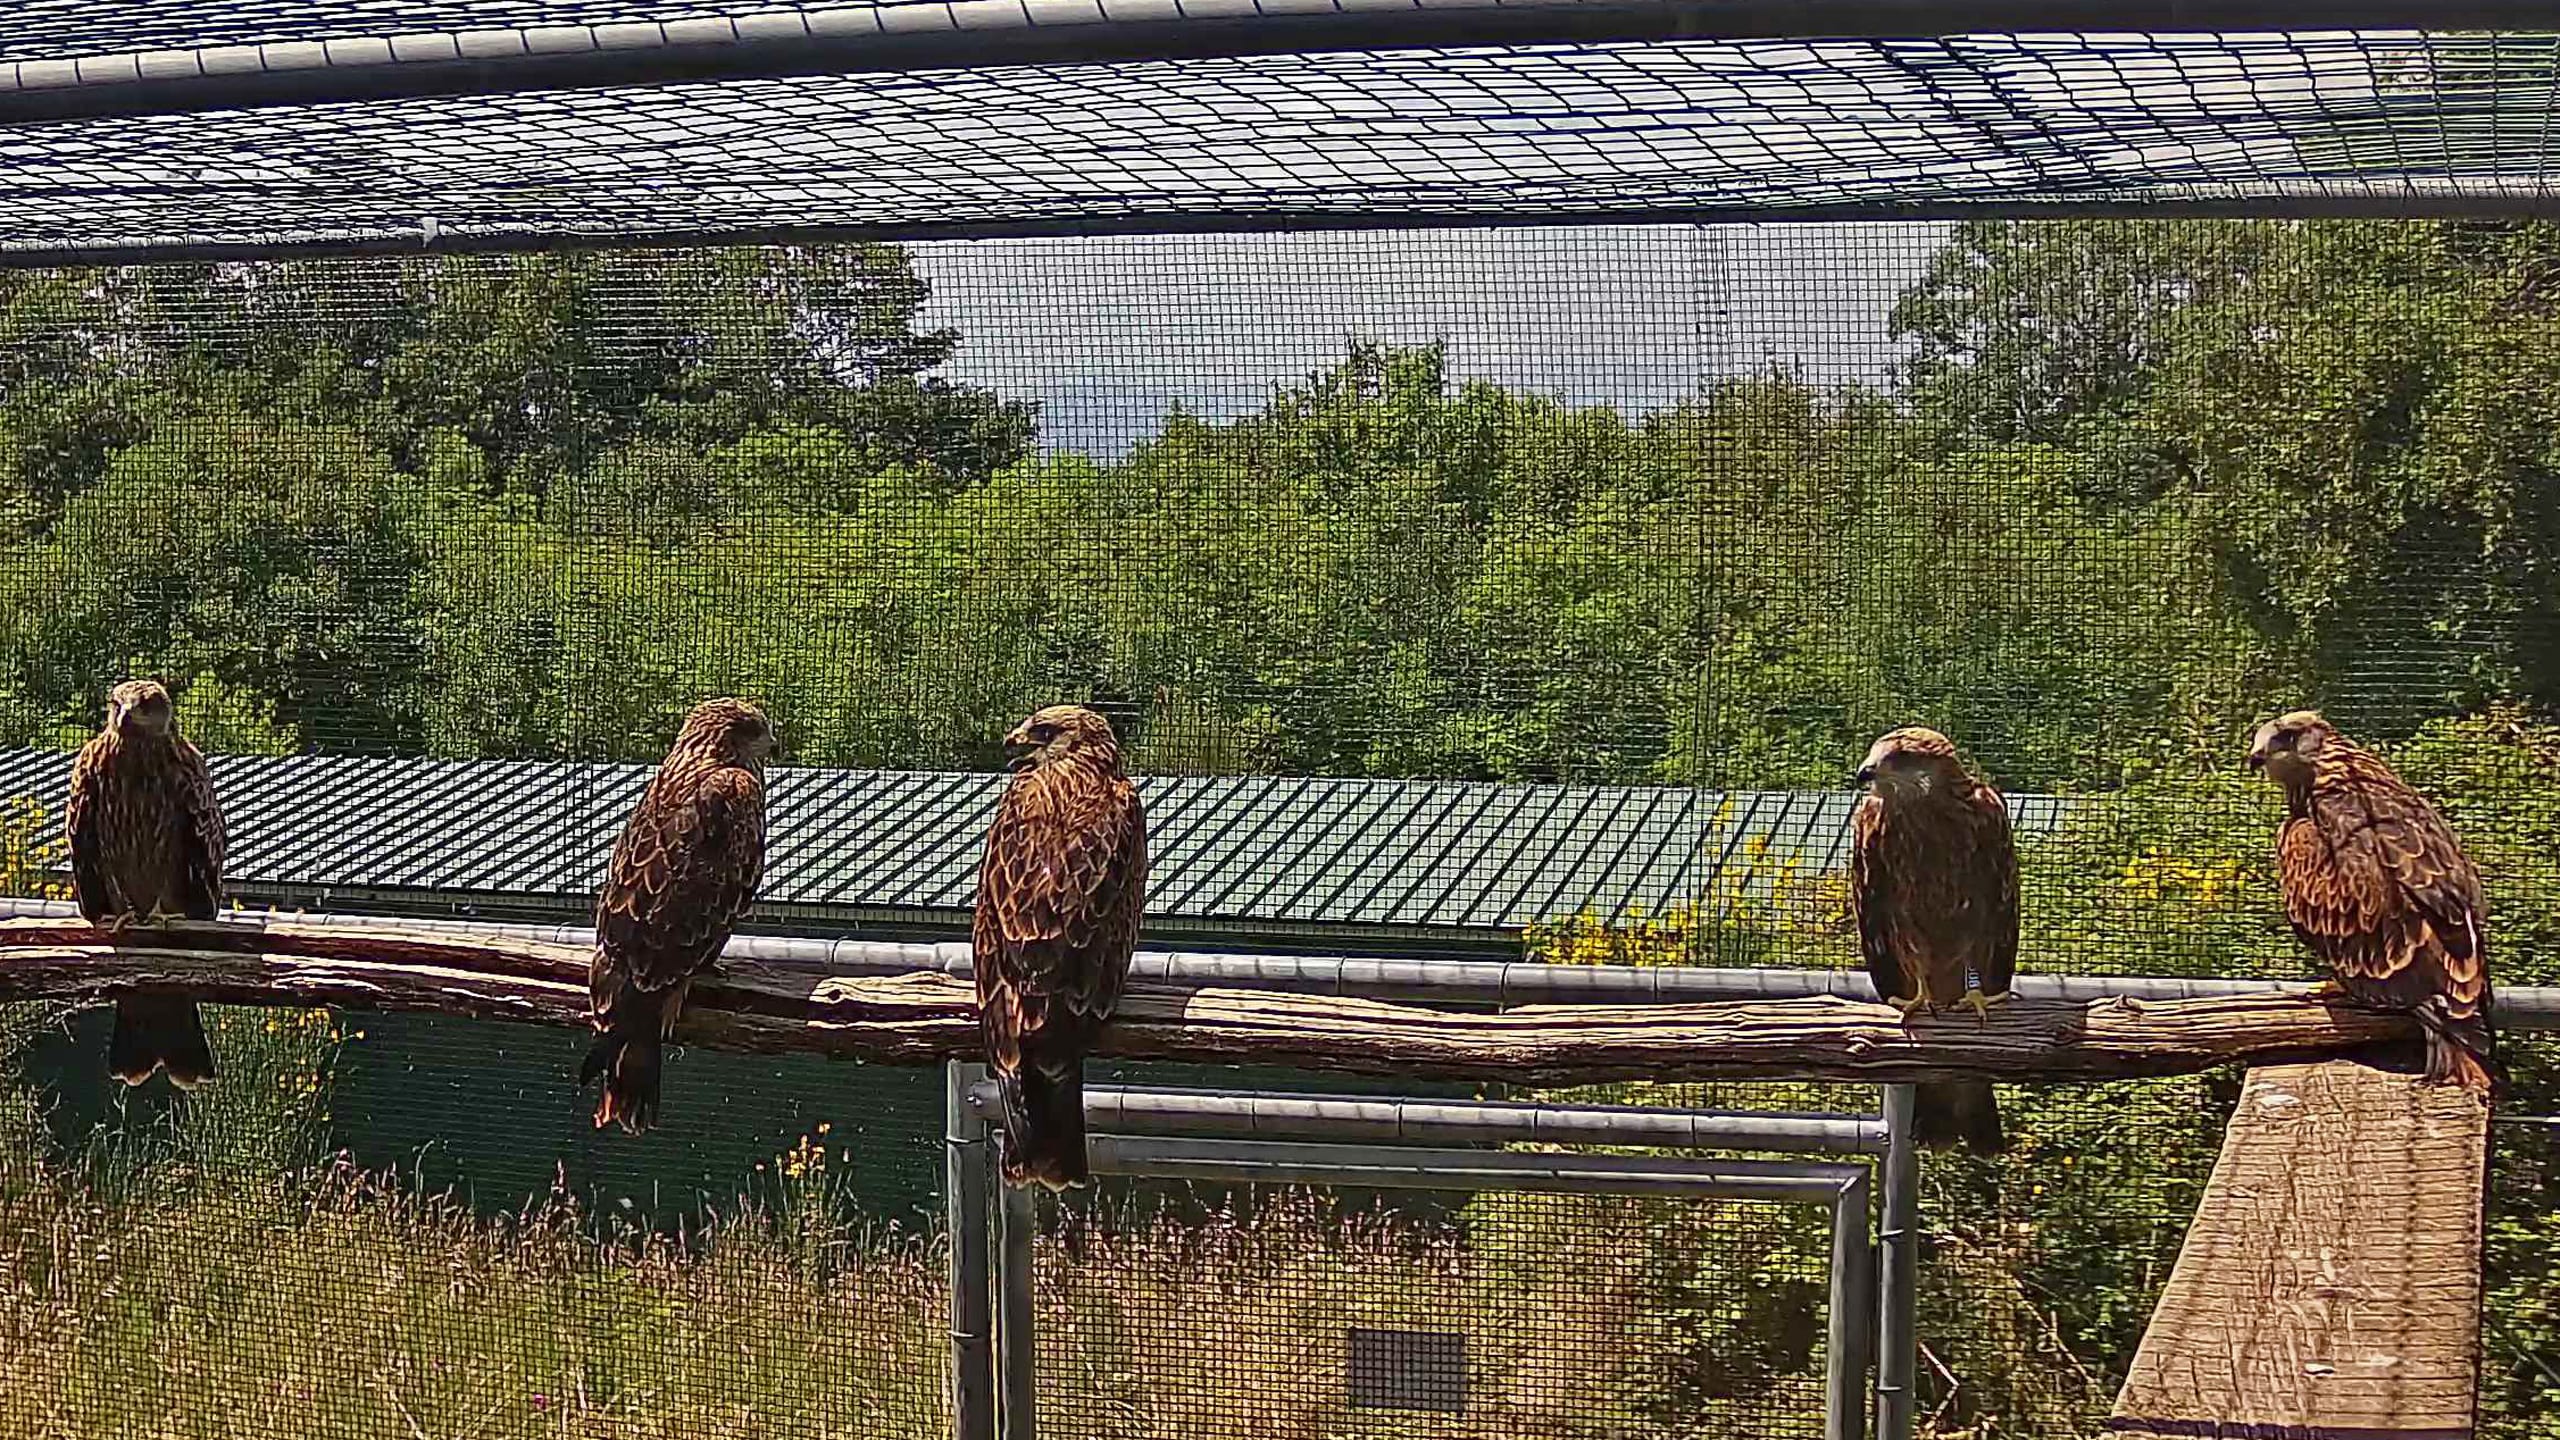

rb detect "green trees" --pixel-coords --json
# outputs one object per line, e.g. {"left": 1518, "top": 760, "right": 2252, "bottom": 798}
{"left": 1901, "top": 219, "right": 2560, "bottom": 724}
{"left": 0, "top": 248, "right": 1034, "bottom": 751}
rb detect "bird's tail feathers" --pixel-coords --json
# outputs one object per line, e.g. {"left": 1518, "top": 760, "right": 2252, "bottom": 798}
{"left": 998, "top": 1063, "right": 1088, "bottom": 1191}
{"left": 2416, "top": 998, "right": 2499, "bottom": 1101}
{"left": 583, "top": 990, "right": 668, "bottom": 1134}
{"left": 1910, "top": 1080, "right": 2006, "bottom": 1154}
{"left": 108, "top": 996, "right": 214, "bottom": 1090}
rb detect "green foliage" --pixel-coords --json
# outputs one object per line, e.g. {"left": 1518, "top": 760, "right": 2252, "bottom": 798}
{"left": 0, "top": 413, "right": 429, "bottom": 747}
{"left": 1901, "top": 219, "right": 2560, "bottom": 722}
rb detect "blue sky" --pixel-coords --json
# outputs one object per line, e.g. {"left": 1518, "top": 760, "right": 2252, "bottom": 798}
{"left": 910, "top": 222, "right": 1948, "bottom": 456}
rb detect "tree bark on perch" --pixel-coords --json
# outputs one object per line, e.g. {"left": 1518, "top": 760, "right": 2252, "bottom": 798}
{"left": 0, "top": 916, "right": 2425, "bottom": 1084}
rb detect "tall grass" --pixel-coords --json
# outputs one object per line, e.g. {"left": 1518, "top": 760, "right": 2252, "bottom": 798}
{"left": 0, "top": 999, "right": 1846, "bottom": 1440}
{"left": 0, "top": 1003, "right": 949, "bottom": 1440}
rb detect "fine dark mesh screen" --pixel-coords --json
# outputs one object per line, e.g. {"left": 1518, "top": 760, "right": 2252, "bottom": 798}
{"left": 2489, "top": 1032, "right": 2560, "bottom": 1432}
{"left": 0, "top": 218, "right": 2548, "bottom": 1439}
{"left": 1037, "top": 1182, "right": 1834, "bottom": 1439}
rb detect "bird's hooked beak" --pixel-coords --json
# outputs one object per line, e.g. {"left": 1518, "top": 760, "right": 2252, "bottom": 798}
{"left": 1003, "top": 725, "right": 1037, "bottom": 772}
{"left": 1852, "top": 764, "right": 1875, "bottom": 788}
{"left": 2245, "top": 725, "right": 2274, "bottom": 771}
{"left": 1853, "top": 739, "right": 1892, "bottom": 789}
{"left": 111, "top": 697, "right": 170, "bottom": 736}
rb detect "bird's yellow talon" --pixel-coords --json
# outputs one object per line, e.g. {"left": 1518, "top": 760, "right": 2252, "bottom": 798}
{"left": 1963, "top": 989, "right": 2009, "bottom": 1022}
{"left": 1886, "top": 994, "right": 1929, "bottom": 1018}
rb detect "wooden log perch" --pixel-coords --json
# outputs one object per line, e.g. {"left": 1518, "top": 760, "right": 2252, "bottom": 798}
{"left": 0, "top": 916, "right": 2429, "bottom": 1084}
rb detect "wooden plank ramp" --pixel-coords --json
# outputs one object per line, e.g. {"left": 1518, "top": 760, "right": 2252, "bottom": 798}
{"left": 2110, "top": 1059, "right": 2490, "bottom": 1440}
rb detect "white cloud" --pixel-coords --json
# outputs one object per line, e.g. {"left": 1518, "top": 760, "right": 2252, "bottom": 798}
{"left": 910, "top": 221, "right": 1949, "bottom": 455}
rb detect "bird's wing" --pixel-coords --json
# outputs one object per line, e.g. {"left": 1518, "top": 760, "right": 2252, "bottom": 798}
{"left": 65, "top": 738, "right": 111, "bottom": 919}
{"left": 1849, "top": 794, "right": 1913, "bottom": 1004}
{"left": 171, "top": 736, "right": 225, "bottom": 920}
{"left": 2296, "top": 757, "right": 2487, "bottom": 1014}
{"left": 595, "top": 763, "right": 766, "bottom": 996}
{"left": 1084, "top": 780, "right": 1148, "bottom": 1018}
{"left": 974, "top": 767, "right": 1147, "bottom": 1071}
{"left": 1965, "top": 783, "right": 2020, "bottom": 999}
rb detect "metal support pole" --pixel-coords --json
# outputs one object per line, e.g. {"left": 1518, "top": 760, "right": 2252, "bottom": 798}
{"left": 1875, "top": 1086, "right": 1919, "bottom": 1440}
{"left": 994, "top": 1176, "right": 1038, "bottom": 1440}
{"left": 944, "top": 1063, "right": 996, "bottom": 1440}
{"left": 1827, "top": 1168, "right": 1874, "bottom": 1440}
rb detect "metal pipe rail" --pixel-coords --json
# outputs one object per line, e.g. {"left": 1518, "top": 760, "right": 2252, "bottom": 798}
{"left": 8, "top": 898, "right": 2549, "bottom": 1028}
{"left": 970, "top": 1079, "right": 1892, "bottom": 1154}
{"left": 7, "top": 4, "right": 2550, "bottom": 127}
{"left": 945, "top": 1063, "right": 999, "bottom": 1440}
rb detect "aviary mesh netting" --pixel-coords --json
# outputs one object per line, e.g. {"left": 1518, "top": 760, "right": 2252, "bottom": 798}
{"left": 0, "top": 220, "right": 2549, "bottom": 1437}
{"left": 3, "top": 27, "right": 2560, "bottom": 256}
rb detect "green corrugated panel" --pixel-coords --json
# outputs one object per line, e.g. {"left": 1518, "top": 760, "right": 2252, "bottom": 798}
{"left": 0, "top": 749, "right": 2066, "bottom": 941}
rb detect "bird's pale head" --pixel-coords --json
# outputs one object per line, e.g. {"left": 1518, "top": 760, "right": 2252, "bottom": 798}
{"left": 105, "top": 680, "right": 176, "bottom": 739}
{"left": 1004, "top": 705, "right": 1121, "bottom": 774}
{"left": 1856, "top": 726, "right": 1965, "bottom": 800}
{"left": 678, "top": 697, "right": 776, "bottom": 766}
{"left": 2246, "top": 709, "right": 2335, "bottom": 787}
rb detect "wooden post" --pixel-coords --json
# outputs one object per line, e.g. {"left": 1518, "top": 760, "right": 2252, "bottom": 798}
{"left": 2110, "top": 1060, "right": 2490, "bottom": 1439}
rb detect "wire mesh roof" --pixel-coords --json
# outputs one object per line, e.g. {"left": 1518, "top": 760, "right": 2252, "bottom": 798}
{"left": 0, "top": 21, "right": 2556, "bottom": 262}
{"left": 7, "top": 4, "right": 774, "bottom": 58}
{"left": 0, "top": 749, "right": 2061, "bottom": 946}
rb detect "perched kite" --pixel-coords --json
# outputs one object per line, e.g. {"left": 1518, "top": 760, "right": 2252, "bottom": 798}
{"left": 2249, "top": 710, "right": 2496, "bottom": 1097}
{"left": 67, "top": 679, "right": 224, "bottom": 1088}
{"left": 582, "top": 697, "right": 773, "bottom": 1133}
{"left": 1850, "top": 726, "right": 2016, "bottom": 1153}
{"left": 974, "top": 704, "right": 1148, "bottom": 1189}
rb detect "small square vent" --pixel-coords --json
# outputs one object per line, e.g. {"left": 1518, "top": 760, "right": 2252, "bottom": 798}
{"left": 1346, "top": 1326, "right": 1468, "bottom": 1412}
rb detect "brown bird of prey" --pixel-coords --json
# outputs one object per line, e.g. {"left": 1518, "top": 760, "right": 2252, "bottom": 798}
{"left": 67, "top": 679, "right": 223, "bottom": 1088}
{"left": 974, "top": 704, "right": 1148, "bottom": 1189}
{"left": 2249, "top": 710, "right": 2496, "bottom": 1097}
{"left": 1850, "top": 726, "right": 2016, "bottom": 1152}
{"left": 582, "top": 697, "right": 773, "bottom": 1133}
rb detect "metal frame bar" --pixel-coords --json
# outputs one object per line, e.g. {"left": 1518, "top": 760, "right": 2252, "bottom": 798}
{"left": 19, "top": 190, "right": 2560, "bottom": 272}
{"left": 1831, "top": 1162, "right": 1877, "bottom": 1440}
{"left": 945, "top": 1063, "right": 998, "bottom": 1440}
{"left": 1875, "top": 1086, "right": 1920, "bottom": 1440}
{"left": 1074, "top": 1137, "right": 1876, "bottom": 1440}
{"left": 7, "top": 5, "right": 2551, "bottom": 127}
{"left": 995, "top": 1180, "right": 1037, "bottom": 1440}
{"left": 12, "top": 899, "right": 2552, "bottom": 1027}
{"left": 972, "top": 1080, "right": 1890, "bottom": 1154}
{"left": 961, "top": 1079, "right": 1906, "bottom": 1437}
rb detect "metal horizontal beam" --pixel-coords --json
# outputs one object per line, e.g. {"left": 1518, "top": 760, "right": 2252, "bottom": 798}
{"left": 16, "top": 190, "right": 2560, "bottom": 273}
{"left": 7, "top": 5, "right": 2556, "bottom": 127}
{"left": 5, "top": 897, "right": 2552, "bottom": 1028}
{"left": 972, "top": 1080, "right": 1891, "bottom": 1153}
{"left": 1088, "top": 1133, "right": 1868, "bottom": 1202}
